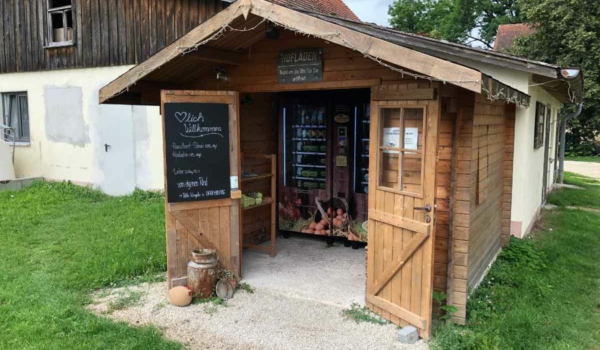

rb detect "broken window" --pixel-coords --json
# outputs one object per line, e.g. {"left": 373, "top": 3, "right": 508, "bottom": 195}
{"left": 48, "top": 0, "right": 74, "bottom": 46}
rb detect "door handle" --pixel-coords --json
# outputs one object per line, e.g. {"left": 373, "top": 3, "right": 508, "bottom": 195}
{"left": 415, "top": 204, "right": 432, "bottom": 212}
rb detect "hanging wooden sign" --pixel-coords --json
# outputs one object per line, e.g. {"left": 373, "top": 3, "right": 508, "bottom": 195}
{"left": 277, "top": 48, "right": 323, "bottom": 84}
{"left": 163, "top": 102, "right": 231, "bottom": 203}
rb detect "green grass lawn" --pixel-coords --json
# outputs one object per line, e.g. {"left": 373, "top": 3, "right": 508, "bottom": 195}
{"left": 547, "top": 172, "right": 600, "bottom": 209}
{"left": 0, "top": 182, "right": 182, "bottom": 350}
{"left": 565, "top": 155, "right": 600, "bottom": 163}
{"left": 432, "top": 172, "right": 600, "bottom": 350}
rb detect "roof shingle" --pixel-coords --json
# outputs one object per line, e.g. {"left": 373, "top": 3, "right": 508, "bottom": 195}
{"left": 493, "top": 24, "right": 535, "bottom": 52}
{"left": 268, "top": 0, "right": 359, "bottom": 21}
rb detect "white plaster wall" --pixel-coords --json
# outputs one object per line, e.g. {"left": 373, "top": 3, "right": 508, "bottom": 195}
{"left": 511, "top": 80, "right": 562, "bottom": 236}
{"left": 0, "top": 66, "right": 165, "bottom": 194}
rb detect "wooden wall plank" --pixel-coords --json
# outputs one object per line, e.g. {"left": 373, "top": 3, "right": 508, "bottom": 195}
{"left": 0, "top": 0, "right": 221, "bottom": 73}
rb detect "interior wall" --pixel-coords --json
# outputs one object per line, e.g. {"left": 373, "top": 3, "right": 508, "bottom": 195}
{"left": 240, "top": 93, "right": 278, "bottom": 246}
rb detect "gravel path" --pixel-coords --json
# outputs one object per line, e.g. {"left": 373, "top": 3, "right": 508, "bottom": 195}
{"left": 242, "top": 235, "right": 366, "bottom": 308}
{"left": 565, "top": 161, "right": 600, "bottom": 180}
{"left": 89, "top": 282, "right": 429, "bottom": 350}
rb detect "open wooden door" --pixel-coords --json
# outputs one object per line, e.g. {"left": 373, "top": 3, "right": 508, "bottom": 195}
{"left": 366, "top": 85, "right": 439, "bottom": 339}
{"left": 160, "top": 90, "right": 242, "bottom": 289}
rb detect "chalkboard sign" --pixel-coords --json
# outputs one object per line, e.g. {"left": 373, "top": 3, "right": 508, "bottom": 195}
{"left": 278, "top": 48, "right": 323, "bottom": 84}
{"left": 163, "top": 102, "right": 231, "bottom": 203}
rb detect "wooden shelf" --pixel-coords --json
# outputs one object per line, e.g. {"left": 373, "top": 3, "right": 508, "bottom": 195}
{"left": 242, "top": 197, "right": 273, "bottom": 211}
{"left": 241, "top": 174, "right": 273, "bottom": 183}
{"left": 241, "top": 153, "right": 277, "bottom": 257}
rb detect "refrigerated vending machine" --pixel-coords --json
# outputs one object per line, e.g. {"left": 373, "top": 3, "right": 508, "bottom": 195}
{"left": 278, "top": 90, "right": 370, "bottom": 243}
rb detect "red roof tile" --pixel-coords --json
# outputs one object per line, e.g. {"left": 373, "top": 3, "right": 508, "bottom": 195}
{"left": 269, "top": 0, "right": 359, "bottom": 21}
{"left": 493, "top": 24, "right": 535, "bottom": 52}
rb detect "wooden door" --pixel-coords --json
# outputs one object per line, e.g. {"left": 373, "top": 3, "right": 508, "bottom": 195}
{"left": 160, "top": 90, "right": 242, "bottom": 289}
{"left": 366, "top": 85, "right": 439, "bottom": 339}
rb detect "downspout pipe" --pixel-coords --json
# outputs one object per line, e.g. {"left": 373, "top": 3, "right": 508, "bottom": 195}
{"left": 558, "top": 102, "right": 584, "bottom": 183}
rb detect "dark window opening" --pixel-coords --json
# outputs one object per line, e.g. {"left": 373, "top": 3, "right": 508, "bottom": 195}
{"left": 47, "top": 0, "right": 73, "bottom": 45}
{"left": 2, "top": 93, "right": 30, "bottom": 143}
{"left": 50, "top": 0, "right": 72, "bottom": 9}
{"left": 534, "top": 102, "right": 546, "bottom": 149}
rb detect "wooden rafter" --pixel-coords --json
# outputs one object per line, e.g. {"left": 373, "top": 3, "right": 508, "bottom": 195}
{"left": 99, "top": 0, "right": 483, "bottom": 104}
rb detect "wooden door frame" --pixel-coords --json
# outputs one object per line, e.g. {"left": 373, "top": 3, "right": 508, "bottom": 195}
{"left": 160, "top": 90, "right": 242, "bottom": 288}
{"left": 542, "top": 105, "right": 552, "bottom": 204}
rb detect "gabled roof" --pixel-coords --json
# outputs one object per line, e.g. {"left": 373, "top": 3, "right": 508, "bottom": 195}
{"left": 301, "top": 12, "right": 582, "bottom": 103}
{"left": 493, "top": 24, "right": 535, "bottom": 52}
{"left": 99, "top": 0, "right": 581, "bottom": 105}
{"left": 100, "top": 0, "right": 485, "bottom": 104}
{"left": 267, "top": 0, "right": 359, "bottom": 21}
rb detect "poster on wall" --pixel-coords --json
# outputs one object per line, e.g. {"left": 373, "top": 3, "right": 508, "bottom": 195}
{"left": 163, "top": 103, "right": 231, "bottom": 203}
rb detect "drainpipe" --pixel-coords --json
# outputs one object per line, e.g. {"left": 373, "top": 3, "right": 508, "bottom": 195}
{"left": 558, "top": 102, "right": 583, "bottom": 183}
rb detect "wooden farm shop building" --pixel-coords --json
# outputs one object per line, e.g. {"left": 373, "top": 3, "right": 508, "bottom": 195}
{"left": 98, "top": 0, "right": 583, "bottom": 339}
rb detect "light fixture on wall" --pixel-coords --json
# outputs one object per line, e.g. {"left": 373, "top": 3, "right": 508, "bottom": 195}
{"left": 265, "top": 21, "right": 280, "bottom": 40}
{"left": 215, "top": 67, "right": 228, "bottom": 81}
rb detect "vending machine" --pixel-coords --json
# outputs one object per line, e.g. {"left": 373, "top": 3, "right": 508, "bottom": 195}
{"left": 278, "top": 90, "right": 370, "bottom": 243}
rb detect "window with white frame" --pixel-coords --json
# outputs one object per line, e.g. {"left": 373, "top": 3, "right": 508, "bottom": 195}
{"left": 2, "top": 93, "right": 30, "bottom": 143}
{"left": 48, "top": 0, "right": 74, "bottom": 46}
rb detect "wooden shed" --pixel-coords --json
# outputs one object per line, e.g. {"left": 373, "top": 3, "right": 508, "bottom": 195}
{"left": 99, "top": 0, "right": 539, "bottom": 339}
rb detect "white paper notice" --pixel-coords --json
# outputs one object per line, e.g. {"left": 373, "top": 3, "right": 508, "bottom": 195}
{"left": 383, "top": 127, "right": 400, "bottom": 153}
{"left": 230, "top": 176, "right": 239, "bottom": 189}
{"left": 404, "top": 127, "right": 419, "bottom": 150}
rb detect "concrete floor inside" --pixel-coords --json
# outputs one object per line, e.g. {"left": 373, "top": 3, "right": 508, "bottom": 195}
{"left": 242, "top": 234, "right": 367, "bottom": 308}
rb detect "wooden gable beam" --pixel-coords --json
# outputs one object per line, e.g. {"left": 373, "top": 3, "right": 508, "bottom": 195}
{"left": 249, "top": 0, "right": 482, "bottom": 94}
{"left": 99, "top": 0, "right": 247, "bottom": 103}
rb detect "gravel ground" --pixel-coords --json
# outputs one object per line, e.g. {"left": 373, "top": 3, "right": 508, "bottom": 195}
{"left": 89, "top": 282, "right": 428, "bottom": 350}
{"left": 242, "top": 235, "right": 366, "bottom": 308}
{"left": 565, "top": 160, "right": 600, "bottom": 180}
{"left": 88, "top": 236, "right": 428, "bottom": 350}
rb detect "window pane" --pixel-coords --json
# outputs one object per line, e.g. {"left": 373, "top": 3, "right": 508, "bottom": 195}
{"left": 51, "top": 12, "right": 65, "bottom": 42}
{"left": 380, "top": 152, "right": 400, "bottom": 189}
{"left": 19, "top": 96, "right": 30, "bottom": 140}
{"left": 381, "top": 108, "right": 400, "bottom": 148}
{"left": 402, "top": 152, "right": 422, "bottom": 193}
{"left": 402, "top": 108, "right": 424, "bottom": 152}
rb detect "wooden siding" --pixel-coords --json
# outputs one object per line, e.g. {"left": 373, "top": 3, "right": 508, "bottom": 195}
{"left": 447, "top": 93, "right": 507, "bottom": 324}
{"left": 467, "top": 95, "right": 505, "bottom": 290}
{"left": 0, "top": 0, "right": 226, "bottom": 74}
{"left": 502, "top": 105, "right": 515, "bottom": 246}
{"left": 433, "top": 85, "right": 460, "bottom": 296}
{"left": 447, "top": 89, "right": 476, "bottom": 324}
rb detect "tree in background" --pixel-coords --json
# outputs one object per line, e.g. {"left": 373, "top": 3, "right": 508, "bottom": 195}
{"left": 511, "top": 0, "right": 600, "bottom": 156}
{"left": 388, "top": 0, "right": 521, "bottom": 49}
